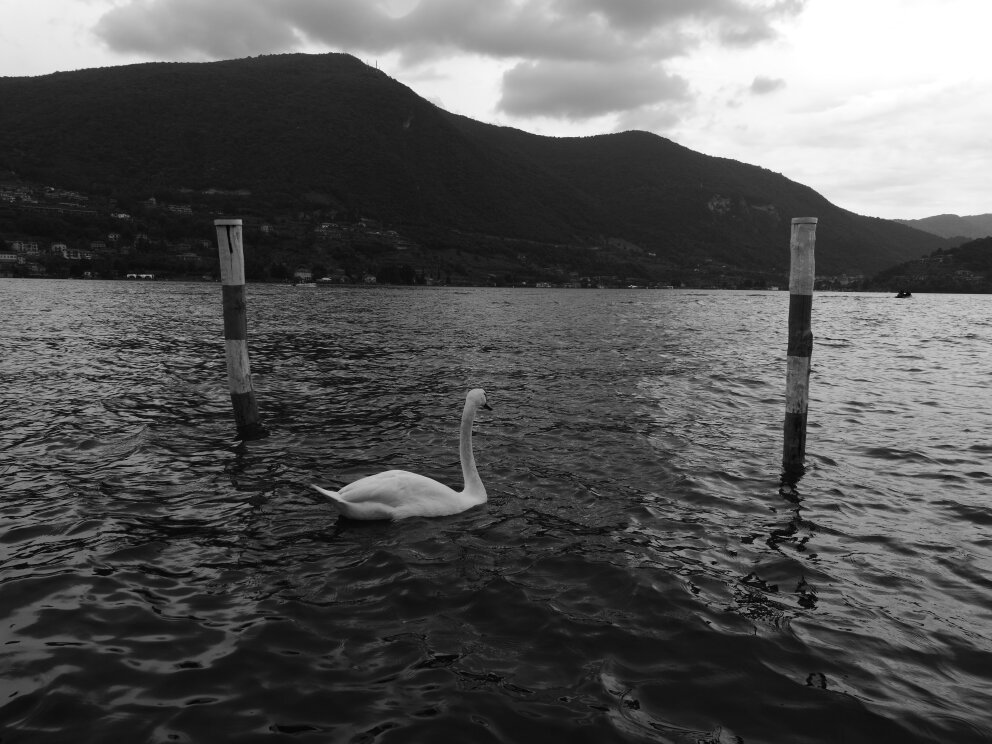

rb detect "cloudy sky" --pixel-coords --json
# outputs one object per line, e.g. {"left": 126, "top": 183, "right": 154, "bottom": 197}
{"left": 1, "top": 0, "right": 989, "bottom": 220}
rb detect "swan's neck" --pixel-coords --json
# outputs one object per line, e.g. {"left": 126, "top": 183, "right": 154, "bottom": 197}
{"left": 459, "top": 402, "right": 486, "bottom": 501}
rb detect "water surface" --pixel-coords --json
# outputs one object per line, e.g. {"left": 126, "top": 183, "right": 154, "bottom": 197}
{"left": 2, "top": 280, "right": 991, "bottom": 743}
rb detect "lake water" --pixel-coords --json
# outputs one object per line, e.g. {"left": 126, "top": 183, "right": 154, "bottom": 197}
{"left": 2, "top": 279, "right": 991, "bottom": 743}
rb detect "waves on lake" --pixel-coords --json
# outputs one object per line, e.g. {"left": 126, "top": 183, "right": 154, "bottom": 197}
{"left": 2, "top": 280, "right": 991, "bottom": 743}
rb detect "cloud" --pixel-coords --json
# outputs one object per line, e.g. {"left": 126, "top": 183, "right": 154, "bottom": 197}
{"left": 93, "top": 0, "right": 807, "bottom": 122}
{"left": 500, "top": 60, "right": 690, "bottom": 119}
{"left": 750, "top": 75, "right": 785, "bottom": 94}
{"left": 95, "top": 0, "right": 301, "bottom": 59}
{"left": 95, "top": 0, "right": 807, "bottom": 64}
{"left": 568, "top": 0, "right": 804, "bottom": 38}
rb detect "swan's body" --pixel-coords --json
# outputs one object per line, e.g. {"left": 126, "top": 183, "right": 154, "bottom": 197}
{"left": 311, "top": 388, "right": 491, "bottom": 520}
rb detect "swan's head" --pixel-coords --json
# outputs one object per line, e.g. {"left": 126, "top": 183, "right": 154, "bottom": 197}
{"left": 467, "top": 388, "right": 493, "bottom": 411}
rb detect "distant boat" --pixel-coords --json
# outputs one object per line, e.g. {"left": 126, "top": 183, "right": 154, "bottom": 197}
{"left": 895, "top": 290, "right": 912, "bottom": 298}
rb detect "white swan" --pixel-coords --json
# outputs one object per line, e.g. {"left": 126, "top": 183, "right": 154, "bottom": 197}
{"left": 311, "top": 388, "right": 492, "bottom": 520}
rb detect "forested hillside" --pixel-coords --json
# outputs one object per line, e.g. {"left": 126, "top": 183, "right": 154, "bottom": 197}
{"left": 0, "top": 53, "right": 954, "bottom": 284}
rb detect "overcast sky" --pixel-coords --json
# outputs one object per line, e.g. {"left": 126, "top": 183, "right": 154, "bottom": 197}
{"left": 1, "top": 0, "right": 989, "bottom": 220}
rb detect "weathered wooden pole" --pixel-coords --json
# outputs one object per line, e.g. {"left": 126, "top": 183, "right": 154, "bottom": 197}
{"left": 783, "top": 217, "right": 817, "bottom": 475}
{"left": 214, "top": 218, "right": 267, "bottom": 440}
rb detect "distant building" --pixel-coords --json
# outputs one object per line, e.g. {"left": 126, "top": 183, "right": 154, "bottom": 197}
{"left": 11, "top": 240, "right": 40, "bottom": 255}
{"left": 0, "top": 185, "right": 35, "bottom": 203}
{"left": 318, "top": 269, "right": 348, "bottom": 284}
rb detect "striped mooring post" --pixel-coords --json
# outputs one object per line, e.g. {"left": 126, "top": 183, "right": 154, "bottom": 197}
{"left": 783, "top": 217, "right": 817, "bottom": 475}
{"left": 214, "top": 218, "right": 267, "bottom": 440}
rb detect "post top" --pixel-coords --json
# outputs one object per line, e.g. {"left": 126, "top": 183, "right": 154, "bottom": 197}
{"left": 791, "top": 217, "right": 818, "bottom": 224}
{"left": 214, "top": 218, "right": 243, "bottom": 226}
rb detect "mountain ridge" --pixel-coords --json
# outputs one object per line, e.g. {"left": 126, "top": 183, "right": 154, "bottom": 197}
{"left": 0, "top": 52, "right": 956, "bottom": 282}
{"left": 893, "top": 214, "right": 992, "bottom": 240}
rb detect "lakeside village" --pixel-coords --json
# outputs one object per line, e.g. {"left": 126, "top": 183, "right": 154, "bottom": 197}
{"left": 0, "top": 180, "right": 870, "bottom": 289}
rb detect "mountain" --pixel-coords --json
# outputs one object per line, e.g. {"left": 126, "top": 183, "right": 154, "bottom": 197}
{"left": 893, "top": 214, "right": 992, "bottom": 240}
{"left": 0, "top": 53, "right": 956, "bottom": 284}
{"left": 867, "top": 236, "right": 992, "bottom": 293}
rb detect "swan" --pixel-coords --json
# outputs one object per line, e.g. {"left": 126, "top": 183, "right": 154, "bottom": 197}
{"left": 311, "top": 388, "right": 492, "bottom": 520}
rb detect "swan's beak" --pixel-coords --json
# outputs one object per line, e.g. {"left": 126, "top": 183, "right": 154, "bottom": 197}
{"left": 483, "top": 402, "right": 493, "bottom": 411}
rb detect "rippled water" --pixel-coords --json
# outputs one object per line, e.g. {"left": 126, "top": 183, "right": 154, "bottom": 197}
{"left": 2, "top": 279, "right": 991, "bottom": 743}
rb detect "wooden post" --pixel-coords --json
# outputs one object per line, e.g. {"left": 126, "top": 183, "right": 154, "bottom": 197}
{"left": 783, "top": 217, "right": 817, "bottom": 475}
{"left": 214, "top": 218, "right": 267, "bottom": 440}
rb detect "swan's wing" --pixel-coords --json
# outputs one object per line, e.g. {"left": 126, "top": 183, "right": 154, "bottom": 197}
{"left": 315, "top": 470, "right": 474, "bottom": 519}
{"left": 338, "top": 470, "right": 455, "bottom": 506}
{"left": 335, "top": 470, "right": 477, "bottom": 519}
